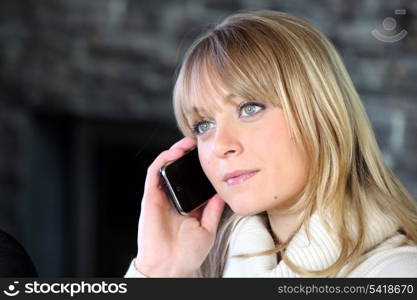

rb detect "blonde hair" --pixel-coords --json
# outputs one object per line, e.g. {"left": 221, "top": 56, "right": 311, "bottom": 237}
{"left": 172, "top": 10, "right": 417, "bottom": 277}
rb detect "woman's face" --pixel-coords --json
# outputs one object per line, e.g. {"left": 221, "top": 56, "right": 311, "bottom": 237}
{"left": 191, "top": 88, "right": 309, "bottom": 216}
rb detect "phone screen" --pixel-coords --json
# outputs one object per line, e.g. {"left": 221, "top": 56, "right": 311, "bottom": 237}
{"left": 160, "top": 148, "right": 216, "bottom": 215}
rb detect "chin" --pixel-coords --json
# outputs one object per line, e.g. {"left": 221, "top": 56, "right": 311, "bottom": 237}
{"left": 218, "top": 190, "right": 265, "bottom": 215}
{"left": 226, "top": 200, "right": 264, "bottom": 216}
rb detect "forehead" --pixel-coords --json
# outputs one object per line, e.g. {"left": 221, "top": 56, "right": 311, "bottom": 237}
{"left": 184, "top": 67, "right": 238, "bottom": 117}
{"left": 180, "top": 48, "right": 273, "bottom": 123}
{"left": 190, "top": 92, "right": 241, "bottom": 116}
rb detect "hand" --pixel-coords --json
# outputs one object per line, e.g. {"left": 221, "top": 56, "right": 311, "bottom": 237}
{"left": 134, "top": 137, "right": 225, "bottom": 277}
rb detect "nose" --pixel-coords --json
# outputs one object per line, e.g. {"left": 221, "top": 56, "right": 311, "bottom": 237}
{"left": 212, "top": 121, "right": 243, "bottom": 158}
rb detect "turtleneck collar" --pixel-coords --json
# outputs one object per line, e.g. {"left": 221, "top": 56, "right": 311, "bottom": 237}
{"left": 223, "top": 208, "right": 400, "bottom": 277}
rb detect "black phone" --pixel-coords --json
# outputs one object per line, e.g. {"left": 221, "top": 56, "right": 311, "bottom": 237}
{"left": 159, "top": 147, "right": 216, "bottom": 215}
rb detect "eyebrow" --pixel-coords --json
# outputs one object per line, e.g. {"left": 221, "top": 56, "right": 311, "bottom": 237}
{"left": 191, "top": 93, "right": 238, "bottom": 115}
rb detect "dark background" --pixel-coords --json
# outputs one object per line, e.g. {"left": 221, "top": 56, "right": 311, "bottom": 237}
{"left": 0, "top": 0, "right": 416, "bottom": 277}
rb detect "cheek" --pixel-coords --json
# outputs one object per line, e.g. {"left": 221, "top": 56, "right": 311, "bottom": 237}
{"left": 270, "top": 144, "right": 308, "bottom": 199}
{"left": 197, "top": 145, "right": 214, "bottom": 178}
{"left": 252, "top": 113, "right": 288, "bottom": 149}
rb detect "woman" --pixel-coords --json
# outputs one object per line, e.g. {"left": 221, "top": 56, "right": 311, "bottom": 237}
{"left": 125, "top": 10, "right": 417, "bottom": 277}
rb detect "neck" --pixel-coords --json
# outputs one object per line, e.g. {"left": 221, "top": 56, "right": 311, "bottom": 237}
{"left": 266, "top": 209, "right": 304, "bottom": 244}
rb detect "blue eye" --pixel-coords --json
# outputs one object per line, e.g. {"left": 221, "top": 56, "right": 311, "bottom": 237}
{"left": 239, "top": 102, "right": 264, "bottom": 117}
{"left": 192, "top": 120, "right": 215, "bottom": 135}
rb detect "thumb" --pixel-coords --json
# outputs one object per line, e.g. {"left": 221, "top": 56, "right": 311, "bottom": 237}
{"left": 200, "top": 194, "right": 225, "bottom": 234}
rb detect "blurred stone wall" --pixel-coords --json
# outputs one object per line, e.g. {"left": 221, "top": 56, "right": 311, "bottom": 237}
{"left": 0, "top": 0, "right": 416, "bottom": 274}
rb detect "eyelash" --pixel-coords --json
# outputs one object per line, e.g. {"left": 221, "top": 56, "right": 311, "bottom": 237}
{"left": 191, "top": 101, "right": 265, "bottom": 136}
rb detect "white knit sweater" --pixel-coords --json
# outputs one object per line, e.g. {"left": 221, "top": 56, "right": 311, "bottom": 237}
{"left": 125, "top": 210, "right": 417, "bottom": 277}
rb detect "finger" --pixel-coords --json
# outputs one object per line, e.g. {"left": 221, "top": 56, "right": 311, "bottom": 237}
{"left": 169, "top": 137, "right": 196, "bottom": 151}
{"left": 145, "top": 137, "right": 196, "bottom": 192}
{"left": 144, "top": 147, "right": 187, "bottom": 192}
{"left": 200, "top": 194, "right": 225, "bottom": 235}
{"left": 187, "top": 204, "right": 205, "bottom": 219}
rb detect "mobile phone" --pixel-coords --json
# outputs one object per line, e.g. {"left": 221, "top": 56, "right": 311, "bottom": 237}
{"left": 159, "top": 148, "right": 216, "bottom": 215}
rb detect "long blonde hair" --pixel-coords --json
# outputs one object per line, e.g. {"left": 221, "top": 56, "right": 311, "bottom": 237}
{"left": 172, "top": 10, "right": 417, "bottom": 277}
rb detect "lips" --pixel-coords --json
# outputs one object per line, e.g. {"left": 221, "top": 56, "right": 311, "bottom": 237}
{"left": 223, "top": 170, "right": 259, "bottom": 186}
